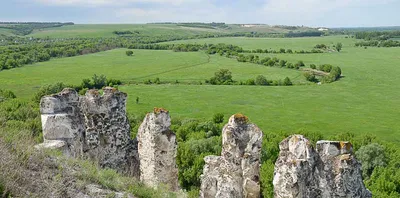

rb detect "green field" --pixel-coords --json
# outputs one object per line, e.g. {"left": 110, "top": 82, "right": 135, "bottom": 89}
{"left": 27, "top": 24, "right": 223, "bottom": 38}
{"left": 26, "top": 24, "right": 316, "bottom": 38}
{"left": 164, "top": 36, "right": 353, "bottom": 51}
{"left": 1, "top": 35, "right": 399, "bottom": 142}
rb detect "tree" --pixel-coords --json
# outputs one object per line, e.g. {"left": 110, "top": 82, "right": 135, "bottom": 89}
{"left": 336, "top": 42, "right": 343, "bottom": 52}
{"left": 283, "top": 77, "right": 293, "bottom": 86}
{"left": 255, "top": 75, "right": 269, "bottom": 86}
{"left": 356, "top": 143, "right": 387, "bottom": 178}
{"left": 304, "top": 72, "right": 318, "bottom": 82}
{"left": 92, "top": 74, "right": 107, "bottom": 89}
{"left": 209, "top": 69, "right": 233, "bottom": 85}
{"left": 212, "top": 113, "right": 224, "bottom": 124}
{"left": 126, "top": 50, "right": 134, "bottom": 56}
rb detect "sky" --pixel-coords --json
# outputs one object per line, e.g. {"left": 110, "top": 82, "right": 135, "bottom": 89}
{"left": 0, "top": 0, "right": 399, "bottom": 27}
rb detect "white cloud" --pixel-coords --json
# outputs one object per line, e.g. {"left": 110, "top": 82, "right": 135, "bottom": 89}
{"left": 35, "top": 0, "right": 199, "bottom": 6}
{"left": 259, "top": 0, "right": 396, "bottom": 26}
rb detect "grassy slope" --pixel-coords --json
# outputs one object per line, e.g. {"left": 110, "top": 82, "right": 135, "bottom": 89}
{"left": 0, "top": 28, "right": 15, "bottom": 36}
{"left": 164, "top": 35, "right": 352, "bottom": 51}
{"left": 27, "top": 24, "right": 317, "bottom": 38}
{"left": 28, "top": 24, "right": 224, "bottom": 38}
{"left": 0, "top": 36, "right": 399, "bottom": 142}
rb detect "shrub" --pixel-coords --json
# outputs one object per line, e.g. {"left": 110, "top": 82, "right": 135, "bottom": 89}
{"left": 286, "top": 49, "right": 293, "bottom": 53}
{"left": 33, "top": 82, "right": 69, "bottom": 103}
{"left": 304, "top": 72, "right": 318, "bottom": 82}
{"left": 295, "top": 61, "right": 305, "bottom": 67}
{"left": 126, "top": 50, "right": 133, "bottom": 56}
{"left": 310, "top": 64, "right": 317, "bottom": 69}
{"left": 283, "top": 77, "right": 293, "bottom": 86}
{"left": 246, "top": 79, "right": 256, "bottom": 85}
{"left": 255, "top": 75, "right": 269, "bottom": 86}
{"left": 356, "top": 143, "right": 387, "bottom": 178}
{"left": 209, "top": 69, "right": 233, "bottom": 85}
{"left": 0, "top": 89, "right": 16, "bottom": 102}
{"left": 212, "top": 113, "right": 224, "bottom": 124}
{"left": 319, "top": 64, "right": 333, "bottom": 72}
{"left": 279, "top": 60, "right": 287, "bottom": 67}
{"left": 154, "top": 78, "right": 161, "bottom": 84}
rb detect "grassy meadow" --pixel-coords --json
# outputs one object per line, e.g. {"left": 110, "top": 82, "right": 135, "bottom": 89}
{"left": 28, "top": 24, "right": 224, "bottom": 38}
{"left": 0, "top": 34, "right": 399, "bottom": 142}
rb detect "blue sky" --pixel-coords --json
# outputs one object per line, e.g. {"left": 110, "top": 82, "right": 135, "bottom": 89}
{"left": 0, "top": 0, "right": 399, "bottom": 27}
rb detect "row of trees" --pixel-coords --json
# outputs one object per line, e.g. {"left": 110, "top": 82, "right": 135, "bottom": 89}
{"left": 355, "top": 31, "right": 400, "bottom": 40}
{"left": 304, "top": 64, "right": 342, "bottom": 83}
{"left": 355, "top": 40, "right": 400, "bottom": 47}
{"left": 236, "top": 54, "right": 306, "bottom": 69}
{"left": 206, "top": 69, "right": 293, "bottom": 86}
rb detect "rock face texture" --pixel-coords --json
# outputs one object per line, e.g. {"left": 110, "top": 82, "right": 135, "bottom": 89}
{"left": 200, "top": 114, "right": 263, "bottom": 198}
{"left": 38, "top": 88, "right": 139, "bottom": 177}
{"left": 137, "top": 108, "right": 179, "bottom": 191}
{"left": 40, "top": 88, "right": 85, "bottom": 157}
{"left": 273, "top": 135, "right": 372, "bottom": 198}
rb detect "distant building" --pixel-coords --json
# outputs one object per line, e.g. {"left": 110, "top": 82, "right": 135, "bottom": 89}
{"left": 318, "top": 28, "right": 329, "bottom": 31}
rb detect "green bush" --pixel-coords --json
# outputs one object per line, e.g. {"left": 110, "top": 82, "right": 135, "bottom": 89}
{"left": 209, "top": 69, "right": 233, "bottom": 85}
{"left": 304, "top": 72, "right": 318, "bottom": 82}
{"left": 356, "top": 143, "right": 387, "bottom": 178}
{"left": 126, "top": 50, "right": 133, "bottom": 56}
{"left": 283, "top": 77, "right": 293, "bottom": 86}
{"left": 33, "top": 82, "right": 69, "bottom": 103}
{"left": 255, "top": 75, "right": 269, "bottom": 86}
{"left": 246, "top": 79, "right": 256, "bottom": 85}
{"left": 310, "top": 64, "right": 317, "bottom": 69}
{"left": 0, "top": 89, "right": 16, "bottom": 102}
{"left": 212, "top": 113, "right": 224, "bottom": 124}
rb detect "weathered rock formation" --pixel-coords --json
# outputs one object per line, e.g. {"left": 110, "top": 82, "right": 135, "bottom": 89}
{"left": 200, "top": 114, "right": 263, "bottom": 198}
{"left": 273, "top": 135, "right": 372, "bottom": 198}
{"left": 137, "top": 108, "right": 179, "bottom": 191}
{"left": 39, "top": 88, "right": 85, "bottom": 157}
{"left": 37, "top": 87, "right": 139, "bottom": 177}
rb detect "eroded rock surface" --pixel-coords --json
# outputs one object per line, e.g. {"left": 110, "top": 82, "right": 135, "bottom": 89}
{"left": 200, "top": 114, "right": 263, "bottom": 198}
{"left": 273, "top": 135, "right": 372, "bottom": 198}
{"left": 39, "top": 87, "right": 139, "bottom": 176}
{"left": 40, "top": 88, "right": 85, "bottom": 157}
{"left": 137, "top": 108, "right": 179, "bottom": 191}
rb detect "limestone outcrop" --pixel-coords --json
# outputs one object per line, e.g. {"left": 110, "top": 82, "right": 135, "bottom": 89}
{"left": 200, "top": 114, "right": 263, "bottom": 198}
{"left": 39, "top": 88, "right": 85, "bottom": 157}
{"left": 137, "top": 108, "right": 179, "bottom": 191}
{"left": 38, "top": 87, "right": 139, "bottom": 177}
{"left": 273, "top": 135, "right": 372, "bottom": 198}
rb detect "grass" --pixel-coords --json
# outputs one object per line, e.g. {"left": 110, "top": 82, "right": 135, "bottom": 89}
{"left": 164, "top": 35, "right": 353, "bottom": 51}
{"left": 0, "top": 36, "right": 399, "bottom": 143}
{"left": 28, "top": 24, "right": 224, "bottom": 38}
{"left": 26, "top": 24, "right": 317, "bottom": 38}
{"left": 0, "top": 49, "right": 305, "bottom": 98}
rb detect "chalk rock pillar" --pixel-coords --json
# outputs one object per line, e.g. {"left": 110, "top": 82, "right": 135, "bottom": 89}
{"left": 80, "top": 87, "right": 134, "bottom": 172}
{"left": 200, "top": 114, "right": 263, "bottom": 198}
{"left": 137, "top": 108, "right": 179, "bottom": 191}
{"left": 273, "top": 136, "right": 372, "bottom": 198}
{"left": 273, "top": 135, "right": 320, "bottom": 198}
{"left": 316, "top": 141, "right": 372, "bottom": 198}
{"left": 39, "top": 88, "right": 85, "bottom": 156}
